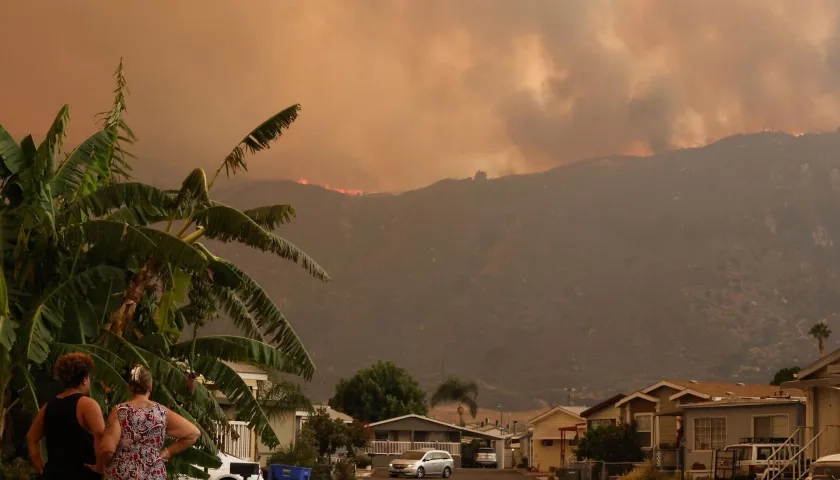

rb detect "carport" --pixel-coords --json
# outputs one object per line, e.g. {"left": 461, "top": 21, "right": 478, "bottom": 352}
{"left": 460, "top": 426, "right": 507, "bottom": 469}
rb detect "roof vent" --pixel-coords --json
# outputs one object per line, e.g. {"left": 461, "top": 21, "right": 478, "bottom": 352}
{"left": 689, "top": 380, "right": 698, "bottom": 384}
{"left": 736, "top": 382, "right": 746, "bottom": 386}
{"left": 725, "top": 391, "right": 735, "bottom": 395}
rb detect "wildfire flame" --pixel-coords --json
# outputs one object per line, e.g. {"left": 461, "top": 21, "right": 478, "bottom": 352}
{"left": 296, "top": 178, "right": 367, "bottom": 196}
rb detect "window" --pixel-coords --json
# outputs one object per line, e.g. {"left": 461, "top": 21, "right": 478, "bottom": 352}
{"left": 753, "top": 415, "right": 789, "bottom": 439}
{"left": 727, "top": 446, "right": 752, "bottom": 461}
{"left": 541, "top": 439, "right": 554, "bottom": 447}
{"left": 694, "top": 418, "right": 726, "bottom": 451}
{"left": 374, "top": 432, "right": 389, "bottom": 441}
{"left": 589, "top": 419, "right": 616, "bottom": 430}
{"left": 635, "top": 414, "right": 653, "bottom": 448}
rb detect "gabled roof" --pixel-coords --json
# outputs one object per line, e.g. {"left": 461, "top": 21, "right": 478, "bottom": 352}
{"left": 526, "top": 406, "right": 586, "bottom": 425}
{"left": 367, "top": 414, "right": 504, "bottom": 439}
{"left": 580, "top": 394, "right": 625, "bottom": 418}
{"left": 797, "top": 348, "right": 840, "bottom": 380}
{"left": 625, "top": 379, "right": 802, "bottom": 403}
{"left": 679, "top": 397, "right": 805, "bottom": 410}
{"left": 641, "top": 380, "right": 687, "bottom": 394}
{"left": 615, "top": 392, "right": 659, "bottom": 407}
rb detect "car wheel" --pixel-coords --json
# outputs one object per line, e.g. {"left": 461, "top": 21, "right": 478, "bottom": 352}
{"left": 443, "top": 467, "right": 452, "bottom": 478}
{"left": 389, "top": 475, "right": 398, "bottom": 478}
{"left": 416, "top": 467, "right": 425, "bottom": 478}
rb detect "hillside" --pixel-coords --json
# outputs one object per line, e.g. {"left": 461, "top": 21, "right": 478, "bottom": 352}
{"left": 202, "top": 130, "right": 840, "bottom": 409}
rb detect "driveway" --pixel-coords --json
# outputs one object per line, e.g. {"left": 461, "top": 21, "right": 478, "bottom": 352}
{"left": 370, "top": 469, "right": 527, "bottom": 480}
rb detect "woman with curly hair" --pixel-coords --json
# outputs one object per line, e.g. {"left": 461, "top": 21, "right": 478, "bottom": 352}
{"left": 26, "top": 352, "right": 106, "bottom": 480}
{"left": 98, "top": 365, "right": 199, "bottom": 480}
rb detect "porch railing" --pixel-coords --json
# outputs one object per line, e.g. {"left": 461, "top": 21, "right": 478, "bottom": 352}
{"left": 366, "top": 441, "right": 461, "bottom": 456}
{"left": 215, "top": 420, "right": 253, "bottom": 461}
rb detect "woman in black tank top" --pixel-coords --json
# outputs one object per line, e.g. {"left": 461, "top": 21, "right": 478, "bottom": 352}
{"left": 26, "top": 353, "right": 106, "bottom": 480}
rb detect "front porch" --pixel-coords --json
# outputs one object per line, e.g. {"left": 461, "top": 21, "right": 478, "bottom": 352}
{"left": 367, "top": 441, "right": 462, "bottom": 456}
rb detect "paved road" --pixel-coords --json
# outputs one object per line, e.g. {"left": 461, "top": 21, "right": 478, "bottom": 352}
{"left": 371, "top": 469, "right": 527, "bottom": 480}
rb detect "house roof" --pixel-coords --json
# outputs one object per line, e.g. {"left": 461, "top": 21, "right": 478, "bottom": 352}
{"left": 661, "top": 380, "right": 803, "bottom": 401}
{"left": 615, "top": 392, "right": 659, "bottom": 407}
{"left": 367, "top": 414, "right": 504, "bottom": 439}
{"left": 678, "top": 397, "right": 805, "bottom": 410}
{"left": 797, "top": 348, "right": 840, "bottom": 380}
{"left": 580, "top": 394, "right": 625, "bottom": 418}
{"left": 526, "top": 406, "right": 587, "bottom": 425}
{"left": 307, "top": 405, "right": 355, "bottom": 423}
{"left": 222, "top": 361, "right": 268, "bottom": 376}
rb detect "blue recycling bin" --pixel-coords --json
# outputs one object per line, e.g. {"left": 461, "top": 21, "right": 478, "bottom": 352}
{"left": 268, "top": 464, "right": 312, "bottom": 480}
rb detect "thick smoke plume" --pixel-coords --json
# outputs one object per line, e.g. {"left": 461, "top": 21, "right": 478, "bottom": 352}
{"left": 1, "top": 0, "right": 839, "bottom": 191}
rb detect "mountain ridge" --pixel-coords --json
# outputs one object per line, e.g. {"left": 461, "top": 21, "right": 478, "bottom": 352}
{"left": 202, "top": 130, "right": 840, "bottom": 409}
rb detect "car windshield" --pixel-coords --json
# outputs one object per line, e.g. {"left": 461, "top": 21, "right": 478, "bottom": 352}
{"left": 399, "top": 451, "right": 426, "bottom": 460}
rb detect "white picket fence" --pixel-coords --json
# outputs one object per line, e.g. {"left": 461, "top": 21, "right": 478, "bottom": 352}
{"left": 366, "top": 441, "right": 461, "bottom": 456}
{"left": 215, "top": 421, "right": 253, "bottom": 460}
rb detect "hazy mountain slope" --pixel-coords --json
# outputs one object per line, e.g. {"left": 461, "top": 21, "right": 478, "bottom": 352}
{"left": 202, "top": 130, "right": 840, "bottom": 409}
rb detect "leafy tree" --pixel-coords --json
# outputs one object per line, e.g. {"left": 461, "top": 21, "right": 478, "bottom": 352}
{"left": 303, "top": 407, "right": 369, "bottom": 462}
{"left": 0, "top": 61, "right": 328, "bottom": 477}
{"left": 770, "top": 366, "right": 801, "bottom": 386}
{"left": 329, "top": 361, "right": 427, "bottom": 423}
{"left": 268, "top": 426, "right": 319, "bottom": 469}
{"left": 576, "top": 422, "right": 643, "bottom": 463}
{"left": 430, "top": 377, "right": 478, "bottom": 427}
{"left": 810, "top": 321, "right": 832, "bottom": 357}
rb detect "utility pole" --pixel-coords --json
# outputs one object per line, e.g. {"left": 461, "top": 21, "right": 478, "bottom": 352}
{"left": 498, "top": 404, "right": 503, "bottom": 432}
{"left": 565, "top": 387, "right": 576, "bottom": 405}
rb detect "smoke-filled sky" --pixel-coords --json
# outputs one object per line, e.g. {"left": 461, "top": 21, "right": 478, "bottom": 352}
{"left": 2, "top": 0, "right": 840, "bottom": 191}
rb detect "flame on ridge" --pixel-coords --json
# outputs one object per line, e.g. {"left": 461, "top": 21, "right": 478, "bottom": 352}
{"left": 296, "top": 178, "right": 367, "bottom": 196}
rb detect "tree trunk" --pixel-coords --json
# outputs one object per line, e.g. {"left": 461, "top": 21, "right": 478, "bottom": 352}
{"left": 820, "top": 338, "right": 825, "bottom": 357}
{"left": 457, "top": 404, "right": 465, "bottom": 427}
{"left": 105, "top": 258, "right": 157, "bottom": 337}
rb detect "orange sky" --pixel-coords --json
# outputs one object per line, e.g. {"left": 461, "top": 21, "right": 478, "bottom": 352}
{"left": 2, "top": 0, "right": 840, "bottom": 192}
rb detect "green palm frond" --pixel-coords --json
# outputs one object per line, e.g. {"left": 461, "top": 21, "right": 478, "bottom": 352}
{"left": 242, "top": 205, "right": 296, "bottom": 230}
{"left": 211, "top": 286, "right": 263, "bottom": 341}
{"left": 51, "top": 129, "right": 112, "bottom": 200}
{"left": 219, "top": 104, "right": 300, "bottom": 180}
{"left": 150, "top": 384, "right": 217, "bottom": 450}
{"left": 62, "top": 182, "right": 175, "bottom": 224}
{"left": 34, "top": 105, "right": 70, "bottom": 180}
{"left": 193, "top": 204, "right": 329, "bottom": 281}
{"left": 175, "top": 168, "right": 211, "bottom": 209}
{"left": 62, "top": 220, "right": 208, "bottom": 273}
{"left": 430, "top": 378, "right": 479, "bottom": 418}
{"left": 256, "top": 379, "right": 312, "bottom": 422}
{"left": 171, "top": 336, "right": 302, "bottom": 375}
{"left": 0, "top": 258, "right": 12, "bottom": 351}
{"left": 17, "top": 266, "right": 127, "bottom": 364}
{"left": 0, "top": 125, "right": 24, "bottom": 175}
{"left": 219, "top": 261, "right": 315, "bottom": 379}
{"left": 189, "top": 356, "right": 280, "bottom": 449}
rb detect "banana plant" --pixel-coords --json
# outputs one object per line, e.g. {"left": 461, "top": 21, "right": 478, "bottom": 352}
{"left": 0, "top": 61, "right": 329, "bottom": 478}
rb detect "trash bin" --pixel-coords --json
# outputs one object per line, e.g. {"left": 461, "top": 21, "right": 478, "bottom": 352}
{"left": 268, "top": 464, "right": 313, "bottom": 480}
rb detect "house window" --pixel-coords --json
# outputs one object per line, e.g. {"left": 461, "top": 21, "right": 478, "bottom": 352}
{"left": 694, "top": 418, "right": 726, "bottom": 451}
{"left": 753, "top": 415, "right": 789, "bottom": 439}
{"left": 374, "top": 432, "right": 389, "bottom": 441}
{"left": 589, "top": 419, "right": 616, "bottom": 430}
{"left": 635, "top": 414, "right": 653, "bottom": 448}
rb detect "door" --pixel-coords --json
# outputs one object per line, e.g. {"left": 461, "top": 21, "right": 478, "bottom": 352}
{"left": 423, "top": 453, "right": 441, "bottom": 475}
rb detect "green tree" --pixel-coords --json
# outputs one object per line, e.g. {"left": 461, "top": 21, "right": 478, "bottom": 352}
{"left": 329, "top": 361, "right": 427, "bottom": 423}
{"left": 304, "top": 407, "right": 369, "bottom": 462}
{"left": 575, "top": 423, "right": 643, "bottom": 463}
{"left": 430, "top": 377, "right": 478, "bottom": 427}
{"left": 810, "top": 321, "right": 832, "bottom": 357}
{"left": 0, "top": 61, "right": 328, "bottom": 477}
{"left": 770, "top": 366, "right": 801, "bottom": 386}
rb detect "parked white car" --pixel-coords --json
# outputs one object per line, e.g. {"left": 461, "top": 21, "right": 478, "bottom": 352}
{"left": 180, "top": 453, "right": 265, "bottom": 480}
{"left": 806, "top": 453, "right": 840, "bottom": 480}
{"left": 389, "top": 449, "right": 454, "bottom": 478}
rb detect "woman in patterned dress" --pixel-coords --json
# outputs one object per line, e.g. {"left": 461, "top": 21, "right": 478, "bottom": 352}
{"left": 98, "top": 365, "right": 200, "bottom": 480}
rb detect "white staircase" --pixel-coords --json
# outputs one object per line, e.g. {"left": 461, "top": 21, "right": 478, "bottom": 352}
{"left": 765, "top": 426, "right": 840, "bottom": 480}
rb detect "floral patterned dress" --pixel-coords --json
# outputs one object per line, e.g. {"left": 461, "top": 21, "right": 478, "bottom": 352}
{"left": 104, "top": 403, "right": 168, "bottom": 480}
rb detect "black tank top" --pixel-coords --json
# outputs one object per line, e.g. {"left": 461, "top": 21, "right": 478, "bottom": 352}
{"left": 42, "top": 393, "right": 101, "bottom": 480}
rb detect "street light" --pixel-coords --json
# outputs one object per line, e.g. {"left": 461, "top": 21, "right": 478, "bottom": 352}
{"left": 564, "top": 387, "right": 576, "bottom": 405}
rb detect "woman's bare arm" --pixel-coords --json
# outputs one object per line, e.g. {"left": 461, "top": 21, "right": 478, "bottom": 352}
{"left": 79, "top": 397, "right": 106, "bottom": 473}
{"left": 26, "top": 406, "right": 46, "bottom": 474}
{"left": 161, "top": 407, "right": 200, "bottom": 460}
{"left": 97, "top": 407, "right": 121, "bottom": 467}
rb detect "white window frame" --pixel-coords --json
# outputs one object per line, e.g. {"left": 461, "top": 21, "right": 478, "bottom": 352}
{"left": 634, "top": 413, "right": 654, "bottom": 448}
{"left": 694, "top": 417, "right": 727, "bottom": 452}
{"left": 751, "top": 414, "right": 790, "bottom": 439}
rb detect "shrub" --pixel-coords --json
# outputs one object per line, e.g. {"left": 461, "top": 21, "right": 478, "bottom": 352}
{"left": 334, "top": 459, "right": 356, "bottom": 480}
{"left": 0, "top": 458, "right": 38, "bottom": 480}
{"left": 353, "top": 454, "right": 372, "bottom": 469}
{"left": 517, "top": 456, "right": 529, "bottom": 469}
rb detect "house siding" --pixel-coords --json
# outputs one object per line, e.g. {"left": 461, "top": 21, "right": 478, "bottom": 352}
{"left": 586, "top": 406, "right": 621, "bottom": 428}
{"left": 682, "top": 403, "right": 805, "bottom": 471}
{"left": 255, "top": 411, "right": 297, "bottom": 463}
{"left": 529, "top": 409, "right": 585, "bottom": 471}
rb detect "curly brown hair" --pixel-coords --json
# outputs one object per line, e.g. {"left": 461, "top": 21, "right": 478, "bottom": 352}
{"left": 54, "top": 353, "right": 94, "bottom": 388}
